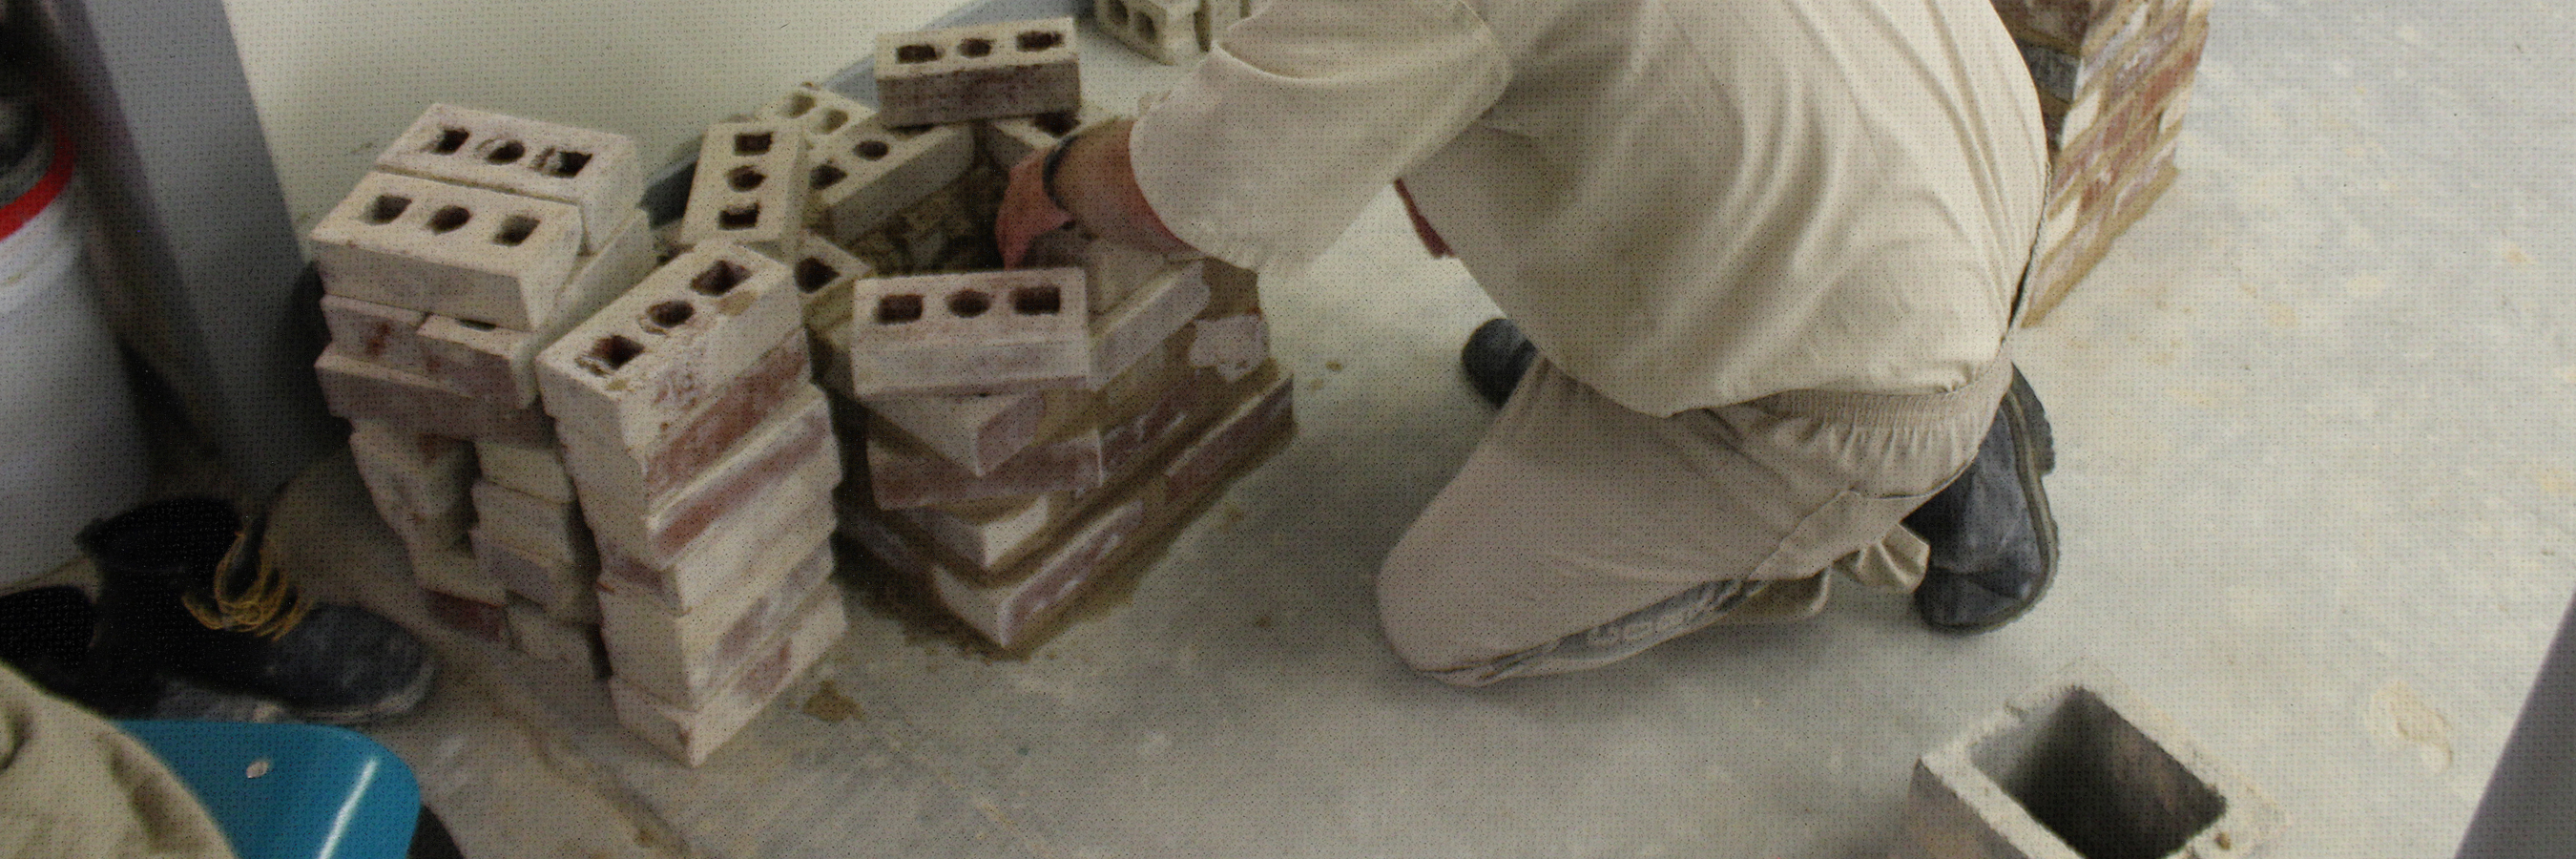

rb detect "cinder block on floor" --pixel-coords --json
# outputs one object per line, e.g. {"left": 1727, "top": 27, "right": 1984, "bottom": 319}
{"left": 609, "top": 585, "right": 847, "bottom": 766}
{"left": 807, "top": 118, "right": 975, "bottom": 244}
{"left": 310, "top": 171, "right": 585, "bottom": 330}
{"left": 1894, "top": 667, "right": 2282, "bottom": 859}
{"left": 873, "top": 17, "right": 1081, "bottom": 127}
{"left": 412, "top": 540, "right": 509, "bottom": 606}
{"left": 844, "top": 266, "right": 1091, "bottom": 398}
{"left": 347, "top": 422, "right": 475, "bottom": 557}
{"left": 678, "top": 121, "right": 810, "bottom": 257}
{"left": 423, "top": 587, "right": 513, "bottom": 646}
{"left": 597, "top": 538, "right": 837, "bottom": 707}
{"left": 535, "top": 244, "right": 801, "bottom": 451}
{"left": 506, "top": 597, "right": 606, "bottom": 675}
{"left": 373, "top": 104, "right": 645, "bottom": 254}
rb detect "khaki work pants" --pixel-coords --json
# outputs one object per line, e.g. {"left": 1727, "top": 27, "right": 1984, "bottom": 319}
{"left": 0, "top": 663, "right": 235, "bottom": 859}
{"left": 1378, "top": 355, "right": 2011, "bottom": 686}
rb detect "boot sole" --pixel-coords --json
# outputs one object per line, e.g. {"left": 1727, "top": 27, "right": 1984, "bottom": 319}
{"left": 1928, "top": 371, "right": 2061, "bottom": 635}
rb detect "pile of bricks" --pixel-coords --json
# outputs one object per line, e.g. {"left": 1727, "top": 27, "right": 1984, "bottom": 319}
{"left": 311, "top": 104, "right": 655, "bottom": 675}
{"left": 1993, "top": 0, "right": 2213, "bottom": 322}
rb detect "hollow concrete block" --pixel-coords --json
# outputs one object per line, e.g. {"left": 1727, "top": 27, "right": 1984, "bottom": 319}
{"left": 609, "top": 585, "right": 847, "bottom": 766}
{"left": 535, "top": 244, "right": 801, "bottom": 452}
{"left": 873, "top": 17, "right": 1081, "bottom": 127}
{"left": 757, "top": 83, "right": 875, "bottom": 141}
{"left": 844, "top": 266, "right": 1091, "bottom": 398}
{"left": 374, "top": 103, "right": 645, "bottom": 254}
{"left": 311, "top": 171, "right": 585, "bottom": 330}
{"left": 678, "top": 121, "right": 810, "bottom": 258}
{"left": 1095, "top": 0, "right": 1201, "bottom": 65}
{"left": 807, "top": 118, "right": 975, "bottom": 245}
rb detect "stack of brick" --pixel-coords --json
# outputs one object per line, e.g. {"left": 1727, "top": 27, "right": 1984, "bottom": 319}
{"left": 1993, "top": 0, "right": 2212, "bottom": 322}
{"left": 311, "top": 104, "right": 654, "bottom": 673}
{"left": 803, "top": 19, "right": 1296, "bottom": 655}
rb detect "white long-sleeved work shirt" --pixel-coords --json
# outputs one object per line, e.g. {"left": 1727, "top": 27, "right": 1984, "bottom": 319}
{"left": 1131, "top": 0, "right": 2048, "bottom": 416}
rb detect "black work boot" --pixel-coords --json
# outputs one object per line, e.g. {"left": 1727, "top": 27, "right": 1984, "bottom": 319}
{"left": 1904, "top": 370, "right": 2058, "bottom": 634}
{"left": 1461, "top": 318, "right": 1540, "bottom": 408}
{"left": 77, "top": 496, "right": 435, "bottom": 724}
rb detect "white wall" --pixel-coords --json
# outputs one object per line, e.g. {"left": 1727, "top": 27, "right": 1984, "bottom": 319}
{"left": 219, "top": 0, "right": 965, "bottom": 234}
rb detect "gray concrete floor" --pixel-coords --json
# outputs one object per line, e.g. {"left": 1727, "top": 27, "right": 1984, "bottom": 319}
{"left": 233, "top": 0, "right": 2576, "bottom": 855}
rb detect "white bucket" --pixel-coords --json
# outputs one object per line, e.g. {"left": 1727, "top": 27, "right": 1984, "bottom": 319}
{"left": 0, "top": 128, "right": 147, "bottom": 585}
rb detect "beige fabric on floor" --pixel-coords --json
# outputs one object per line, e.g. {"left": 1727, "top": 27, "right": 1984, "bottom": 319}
{"left": 0, "top": 664, "right": 235, "bottom": 859}
{"left": 1379, "top": 355, "right": 2010, "bottom": 680}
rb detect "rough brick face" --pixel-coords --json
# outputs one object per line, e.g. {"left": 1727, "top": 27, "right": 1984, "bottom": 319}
{"left": 374, "top": 103, "right": 645, "bottom": 254}
{"left": 873, "top": 18, "right": 1081, "bottom": 127}
{"left": 535, "top": 244, "right": 803, "bottom": 451}
{"left": 310, "top": 171, "right": 585, "bottom": 331}
{"left": 845, "top": 266, "right": 1092, "bottom": 398}
{"left": 679, "top": 122, "right": 811, "bottom": 257}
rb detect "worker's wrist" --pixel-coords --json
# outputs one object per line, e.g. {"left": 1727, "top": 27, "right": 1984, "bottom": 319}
{"left": 1040, "top": 130, "right": 1085, "bottom": 216}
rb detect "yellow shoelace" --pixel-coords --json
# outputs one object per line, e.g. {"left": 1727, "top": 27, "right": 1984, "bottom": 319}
{"left": 182, "top": 523, "right": 312, "bottom": 639}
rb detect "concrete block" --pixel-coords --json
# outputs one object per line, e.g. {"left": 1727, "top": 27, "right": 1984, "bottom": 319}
{"left": 678, "top": 122, "right": 810, "bottom": 257}
{"left": 346, "top": 422, "right": 475, "bottom": 555}
{"left": 975, "top": 103, "right": 1109, "bottom": 167}
{"left": 608, "top": 585, "right": 846, "bottom": 766}
{"left": 311, "top": 171, "right": 585, "bottom": 330}
{"left": 896, "top": 492, "right": 1062, "bottom": 575}
{"left": 1156, "top": 370, "right": 1293, "bottom": 509}
{"left": 536, "top": 243, "right": 802, "bottom": 451}
{"left": 374, "top": 103, "right": 644, "bottom": 253}
{"left": 1188, "top": 311, "right": 1270, "bottom": 383}
{"left": 847, "top": 495, "right": 1143, "bottom": 652}
{"left": 415, "top": 316, "right": 532, "bottom": 405}
{"left": 757, "top": 83, "right": 874, "bottom": 140}
{"left": 1096, "top": 0, "right": 1200, "bottom": 65}
{"left": 845, "top": 266, "right": 1091, "bottom": 397}
{"left": 874, "top": 18, "right": 1080, "bottom": 126}
{"left": 1091, "top": 260, "right": 1211, "bottom": 387}
{"left": 319, "top": 351, "right": 555, "bottom": 444}
{"left": 320, "top": 294, "right": 428, "bottom": 374}
{"left": 788, "top": 233, "right": 871, "bottom": 332}
{"left": 1893, "top": 668, "right": 2282, "bottom": 859}
{"left": 471, "top": 528, "right": 598, "bottom": 623}
{"left": 599, "top": 493, "right": 836, "bottom": 614}
{"left": 473, "top": 439, "right": 575, "bottom": 504}
{"left": 580, "top": 391, "right": 840, "bottom": 563}
{"left": 808, "top": 118, "right": 975, "bottom": 244}
{"left": 860, "top": 389, "right": 1047, "bottom": 477}
{"left": 555, "top": 337, "right": 812, "bottom": 509}
{"left": 864, "top": 419, "right": 1102, "bottom": 511}
{"left": 468, "top": 479, "right": 592, "bottom": 567}
{"left": 597, "top": 538, "right": 837, "bottom": 707}
{"left": 506, "top": 597, "right": 606, "bottom": 674}
{"left": 422, "top": 588, "right": 512, "bottom": 646}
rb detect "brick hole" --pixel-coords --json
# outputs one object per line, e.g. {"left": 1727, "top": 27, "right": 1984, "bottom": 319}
{"left": 1101, "top": 0, "right": 1130, "bottom": 29}
{"left": 539, "top": 149, "right": 591, "bottom": 178}
{"left": 782, "top": 92, "right": 816, "bottom": 117}
{"left": 727, "top": 166, "right": 767, "bottom": 192}
{"left": 734, "top": 132, "right": 774, "bottom": 157}
{"left": 811, "top": 163, "right": 847, "bottom": 190}
{"left": 1018, "top": 30, "right": 1065, "bottom": 52}
{"left": 855, "top": 139, "right": 891, "bottom": 161}
{"left": 796, "top": 259, "right": 841, "bottom": 293}
{"left": 364, "top": 195, "right": 411, "bottom": 224}
{"left": 1011, "top": 285, "right": 1063, "bottom": 315}
{"left": 426, "top": 205, "right": 472, "bottom": 234}
{"left": 960, "top": 37, "right": 994, "bottom": 57}
{"left": 643, "top": 300, "right": 696, "bottom": 331}
{"left": 876, "top": 294, "right": 924, "bottom": 324}
{"left": 580, "top": 335, "right": 645, "bottom": 376}
{"left": 1135, "top": 15, "right": 1158, "bottom": 43}
{"left": 896, "top": 43, "right": 940, "bottom": 63}
{"left": 818, "top": 110, "right": 850, "bottom": 134}
{"left": 482, "top": 139, "right": 527, "bottom": 164}
{"left": 1033, "top": 112, "right": 1079, "bottom": 136}
{"left": 456, "top": 319, "right": 499, "bottom": 331}
{"left": 428, "top": 128, "right": 470, "bottom": 155}
{"left": 1974, "top": 688, "right": 2225, "bottom": 859}
{"left": 946, "top": 290, "right": 991, "bottom": 318}
{"left": 491, "top": 215, "right": 540, "bottom": 246}
{"left": 718, "top": 202, "right": 761, "bottom": 231}
{"left": 690, "top": 260, "right": 751, "bottom": 295}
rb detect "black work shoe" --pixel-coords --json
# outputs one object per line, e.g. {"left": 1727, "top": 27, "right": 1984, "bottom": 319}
{"left": 1461, "top": 318, "right": 1539, "bottom": 407}
{"left": 1905, "top": 369, "right": 2059, "bottom": 634}
{"left": 77, "top": 496, "right": 435, "bottom": 724}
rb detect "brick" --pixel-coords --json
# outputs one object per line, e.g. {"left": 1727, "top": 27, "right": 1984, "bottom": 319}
{"left": 1091, "top": 261, "right": 1211, "bottom": 387}
{"left": 1893, "top": 668, "right": 2280, "bottom": 859}
{"left": 413, "top": 540, "right": 509, "bottom": 605}
{"left": 975, "top": 103, "right": 1108, "bottom": 167}
{"left": 845, "top": 266, "right": 1091, "bottom": 398}
{"left": 535, "top": 244, "right": 803, "bottom": 451}
{"left": 1189, "top": 312, "right": 1271, "bottom": 383}
{"left": 1158, "top": 372, "right": 1293, "bottom": 509}
{"left": 506, "top": 597, "right": 606, "bottom": 674}
{"left": 896, "top": 493, "right": 1063, "bottom": 572}
{"left": 787, "top": 233, "right": 871, "bottom": 332}
{"left": 1096, "top": 0, "right": 1201, "bottom": 65}
{"left": 678, "top": 122, "right": 809, "bottom": 257}
{"left": 608, "top": 586, "right": 846, "bottom": 766}
{"left": 474, "top": 439, "right": 575, "bottom": 504}
{"left": 311, "top": 171, "right": 585, "bottom": 330}
{"left": 426, "top": 209, "right": 664, "bottom": 409}
{"left": 471, "top": 528, "right": 598, "bottom": 623}
{"left": 874, "top": 18, "right": 1080, "bottom": 127}
{"left": 373, "top": 104, "right": 643, "bottom": 254}
{"left": 319, "top": 351, "right": 554, "bottom": 443}
{"left": 468, "top": 479, "right": 592, "bottom": 566}
{"left": 423, "top": 588, "right": 512, "bottom": 646}
{"left": 757, "top": 83, "right": 874, "bottom": 140}
{"left": 847, "top": 496, "right": 1144, "bottom": 652}
{"left": 816, "top": 316, "right": 860, "bottom": 398}
{"left": 860, "top": 389, "right": 1047, "bottom": 476}
{"left": 807, "top": 118, "right": 975, "bottom": 244}
{"left": 1082, "top": 241, "right": 1183, "bottom": 313}
{"left": 556, "top": 337, "right": 813, "bottom": 508}
{"left": 347, "top": 422, "right": 475, "bottom": 555}
{"left": 320, "top": 295, "right": 429, "bottom": 373}
{"left": 580, "top": 391, "right": 840, "bottom": 562}
{"left": 600, "top": 493, "right": 837, "bottom": 614}
{"left": 597, "top": 538, "right": 836, "bottom": 707}
{"left": 864, "top": 420, "right": 1102, "bottom": 511}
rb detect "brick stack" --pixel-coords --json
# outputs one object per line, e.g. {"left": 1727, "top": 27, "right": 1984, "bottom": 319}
{"left": 1994, "top": 0, "right": 2213, "bottom": 322}
{"left": 810, "top": 20, "right": 1296, "bottom": 655}
{"left": 311, "top": 104, "right": 654, "bottom": 673}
